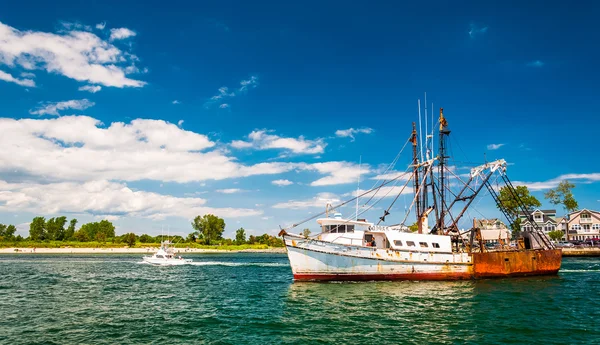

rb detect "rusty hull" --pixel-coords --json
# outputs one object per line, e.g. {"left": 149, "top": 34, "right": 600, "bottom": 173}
{"left": 471, "top": 249, "right": 562, "bottom": 278}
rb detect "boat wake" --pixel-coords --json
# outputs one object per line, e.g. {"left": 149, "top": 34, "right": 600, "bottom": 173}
{"left": 136, "top": 261, "right": 286, "bottom": 267}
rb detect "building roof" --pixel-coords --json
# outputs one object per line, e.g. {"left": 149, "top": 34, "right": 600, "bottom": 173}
{"left": 475, "top": 218, "right": 508, "bottom": 229}
{"left": 518, "top": 209, "right": 557, "bottom": 216}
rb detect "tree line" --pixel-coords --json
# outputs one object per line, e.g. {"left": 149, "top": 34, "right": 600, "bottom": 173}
{"left": 0, "top": 214, "right": 283, "bottom": 247}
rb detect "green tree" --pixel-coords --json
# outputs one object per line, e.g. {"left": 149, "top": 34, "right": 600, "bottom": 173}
{"left": 64, "top": 219, "right": 77, "bottom": 241}
{"left": 548, "top": 230, "right": 564, "bottom": 242}
{"left": 29, "top": 217, "right": 46, "bottom": 241}
{"left": 235, "top": 228, "right": 246, "bottom": 245}
{"left": 191, "top": 214, "right": 225, "bottom": 245}
{"left": 46, "top": 216, "right": 67, "bottom": 241}
{"left": 186, "top": 233, "right": 197, "bottom": 243}
{"left": 97, "top": 220, "right": 116, "bottom": 241}
{"left": 0, "top": 224, "right": 7, "bottom": 241}
{"left": 545, "top": 180, "right": 578, "bottom": 213}
{"left": 408, "top": 222, "right": 418, "bottom": 232}
{"left": 248, "top": 235, "right": 257, "bottom": 244}
{"left": 73, "top": 229, "right": 90, "bottom": 242}
{"left": 302, "top": 228, "right": 311, "bottom": 238}
{"left": 139, "top": 234, "right": 154, "bottom": 243}
{"left": 497, "top": 185, "right": 541, "bottom": 231}
{"left": 5, "top": 225, "right": 17, "bottom": 240}
{"left": 122, "top": 233, "right": 137, "bottom": 247}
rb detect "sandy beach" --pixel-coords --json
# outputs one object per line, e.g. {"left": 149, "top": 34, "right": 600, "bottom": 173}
{"left": 0, "top": 247, "right": 287, "bottom": 254}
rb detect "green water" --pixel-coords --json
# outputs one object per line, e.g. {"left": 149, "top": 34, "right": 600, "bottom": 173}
{"left": 0, "top": 254, "right": 599, "bottom": 344}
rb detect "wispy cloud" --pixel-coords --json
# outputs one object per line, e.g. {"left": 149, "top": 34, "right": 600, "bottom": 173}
{"left": 109, "top": 27, "right": 136, "bottom": 41}
{"left": 272, "top": 179, "right": 293, "bottom": 186}
{"left": 514, "top": 173, "right": 600, "bottom": 191}
{"left": 468, "top": 23, "right": 488, "bottom": 38}
{"left": 0, "top": 21, "right": 145, "bottom": 88}
{"left": 487, "top": 143, "right": 505, "bottom": 150}
{"left": 231, "top": 129, "right": 326, "bottom": 155}
{"left": 216, "top": 188, "right": 246, "bottom": 194}
{"left": 78, "top": 85, "right": 102, "bottom": 93}
{"left": 172, "top": 100, "right": 181, "bottom": 105}
{"left": 205, "top": 76, "right": 259, "bottom": 108}
{"left": 95, "top": 22, "right": 106, "bottom": 30}
{"left": 527, "top": 60, "right": 545, "bottom": 68}
{"left": 0, "top": 70, "right": 35, "bottom": 87}
{"left": 29, "top": 99, "right": 95, "bottom": 116}
{"left": 272, "top": 192, "right": 340, "bottom": 210}
{"left": 335, "top": 127, "right": 373, "bottom": 141}
{"left": 177, "top": 119, "right": 184, "bottom": 127}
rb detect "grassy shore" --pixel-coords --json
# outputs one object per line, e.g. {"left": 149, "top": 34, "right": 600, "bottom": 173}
{"left": 0, "top": 241, "right": 287, "bottom": 254}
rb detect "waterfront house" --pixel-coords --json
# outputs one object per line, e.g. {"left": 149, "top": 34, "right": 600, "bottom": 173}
{"left": 519, "top": 209, "right": 557, "bottom": 234}
{"left": 475, "top": 218, "right": 511, "bottom": 244}
{"left": 566, "top": 209, "right": 600, "bottom": 241}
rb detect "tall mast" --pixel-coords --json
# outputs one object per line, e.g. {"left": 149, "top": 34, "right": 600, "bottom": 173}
{"left": 355, "top": 155, "right": 361, "bottom": 220}
{"left": 438, "top": 108, "right": 450, "bottom": 231}
{"left": 411, "top": 122, "right": 421, "bottom": 221}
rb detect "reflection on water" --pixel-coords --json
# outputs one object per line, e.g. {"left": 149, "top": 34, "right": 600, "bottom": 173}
{"left": 284, "top": 280, "right": 478, "bottom": 344}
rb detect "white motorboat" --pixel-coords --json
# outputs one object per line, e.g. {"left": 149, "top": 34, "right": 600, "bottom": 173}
{"left": 142, "top": 240, "right": 192, "bottom": 266}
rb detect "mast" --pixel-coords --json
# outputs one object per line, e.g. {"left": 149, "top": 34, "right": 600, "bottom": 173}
{"left": 437, "top": 108, "right": 450, "bottom": 231}
{"left": 411, "top": 122, "right": 421, "bottom": 221}
{"left": 355, "top": 155, "right": 361, "bottom": 220}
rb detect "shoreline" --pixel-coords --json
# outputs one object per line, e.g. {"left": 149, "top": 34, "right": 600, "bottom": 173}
{"left": 0, "top": 247, "right": 287, "bottom": 254}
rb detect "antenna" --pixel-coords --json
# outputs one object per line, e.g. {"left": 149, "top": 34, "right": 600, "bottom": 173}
{"left": 356, "top": 155, "right": 362, "bottom": 220}
{"left": 424, "top": 93, "right": 428, "bottom": 158}
{"left": 418, "top": 99, "right": 424, "bottom": 162}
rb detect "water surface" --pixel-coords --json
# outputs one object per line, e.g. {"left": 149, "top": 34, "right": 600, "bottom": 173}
{"left": 0, "top": 254, "right": 598, "bottom": 344}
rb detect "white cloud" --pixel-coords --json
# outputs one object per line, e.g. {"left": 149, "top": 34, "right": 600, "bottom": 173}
{"left": 335, "top": 127, "right": 374, "bottom": 141}
{"left": 0, "top": 21, "right": 145, "bottom": 88}
{"left": 216, "top": 188, "right": 246, "bottom": 194}
{"left": 370, "top": 171, "right": 411, "bottom": 181}
{"left": 231, "top": 129, "right": 326, "bottom": 155}
{"left": 109, "top": 28, "right": 136, "bottom": 41}
{"left": 487, "top": 143, "right": 505, "bottom": 150}
{"left": 177, "top": 119, "right": 184, "bottom": 127}
{"left": 309, "top": 162, "right": 369, "bottom": 186}
{"left": 514, "top": 173, "right": 600, "bottom": 191}
{"left": 78, "top": 85, "right": 102, "bottom": 93}
{"left": 0, "top": 69, "right": 35, "bottom": 87}
{"left": 527, "top": 60, "right": 544, "bottom": 68}
{"left": 0, "top": 180, "right": 261, "bottom": 220}
{"left": 172, "top": 100, "right": 181, "bottom": 104}
{"left": 239, "top": 76, "right": 258, "bottom": 92}
{"left": 0, "top": 116, "right": 304, "bottom": 183}
{"left": 20, "top": 72, "right": 35, "bottom": 78}
{"left": 272, "top": 179, "right": 293, "bottom": 186}
{"left": 205, "top": 76, "right": 258, "bottom": 107}
{"left": 346, "top": 186, "right": 414, "bottom": 198}
{"left": 29, "top": 99, "right": 95, "bottom": 116}
{"left": 468, "top": 23, "right": 488, "bottom": 38}
{"left": 95, "top": 22, "right": 106, "bottom": 30}
{"left": 273, "top": 192, "right": 340, "bottom": 209}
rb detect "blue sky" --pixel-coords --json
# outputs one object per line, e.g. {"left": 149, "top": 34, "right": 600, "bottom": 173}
{"left": 0, "top": 1, "right": 599, "bottom": 238}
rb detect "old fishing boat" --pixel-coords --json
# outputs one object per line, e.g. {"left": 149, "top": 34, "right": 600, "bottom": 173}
{"left": 279, "top": 108, "right": 561, "bottom": 281}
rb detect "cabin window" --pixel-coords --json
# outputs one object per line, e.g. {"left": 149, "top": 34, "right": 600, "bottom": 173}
{"left": 432, "top": 243, "right": 440, "bottom": 248}
{"left": 156, "top": 255, "right": 164, "bottom": 259}
{"left": 406, "top": 241, "right": 416, "bottom": 247}
{"left": 419, "top": 242, "right": 428, "bottom": 248}
{"left": 394, "top": 240, "right": 403, "bottom": 246}
{"left": 346, "top": 225, "right": 355, "bottom": 233}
